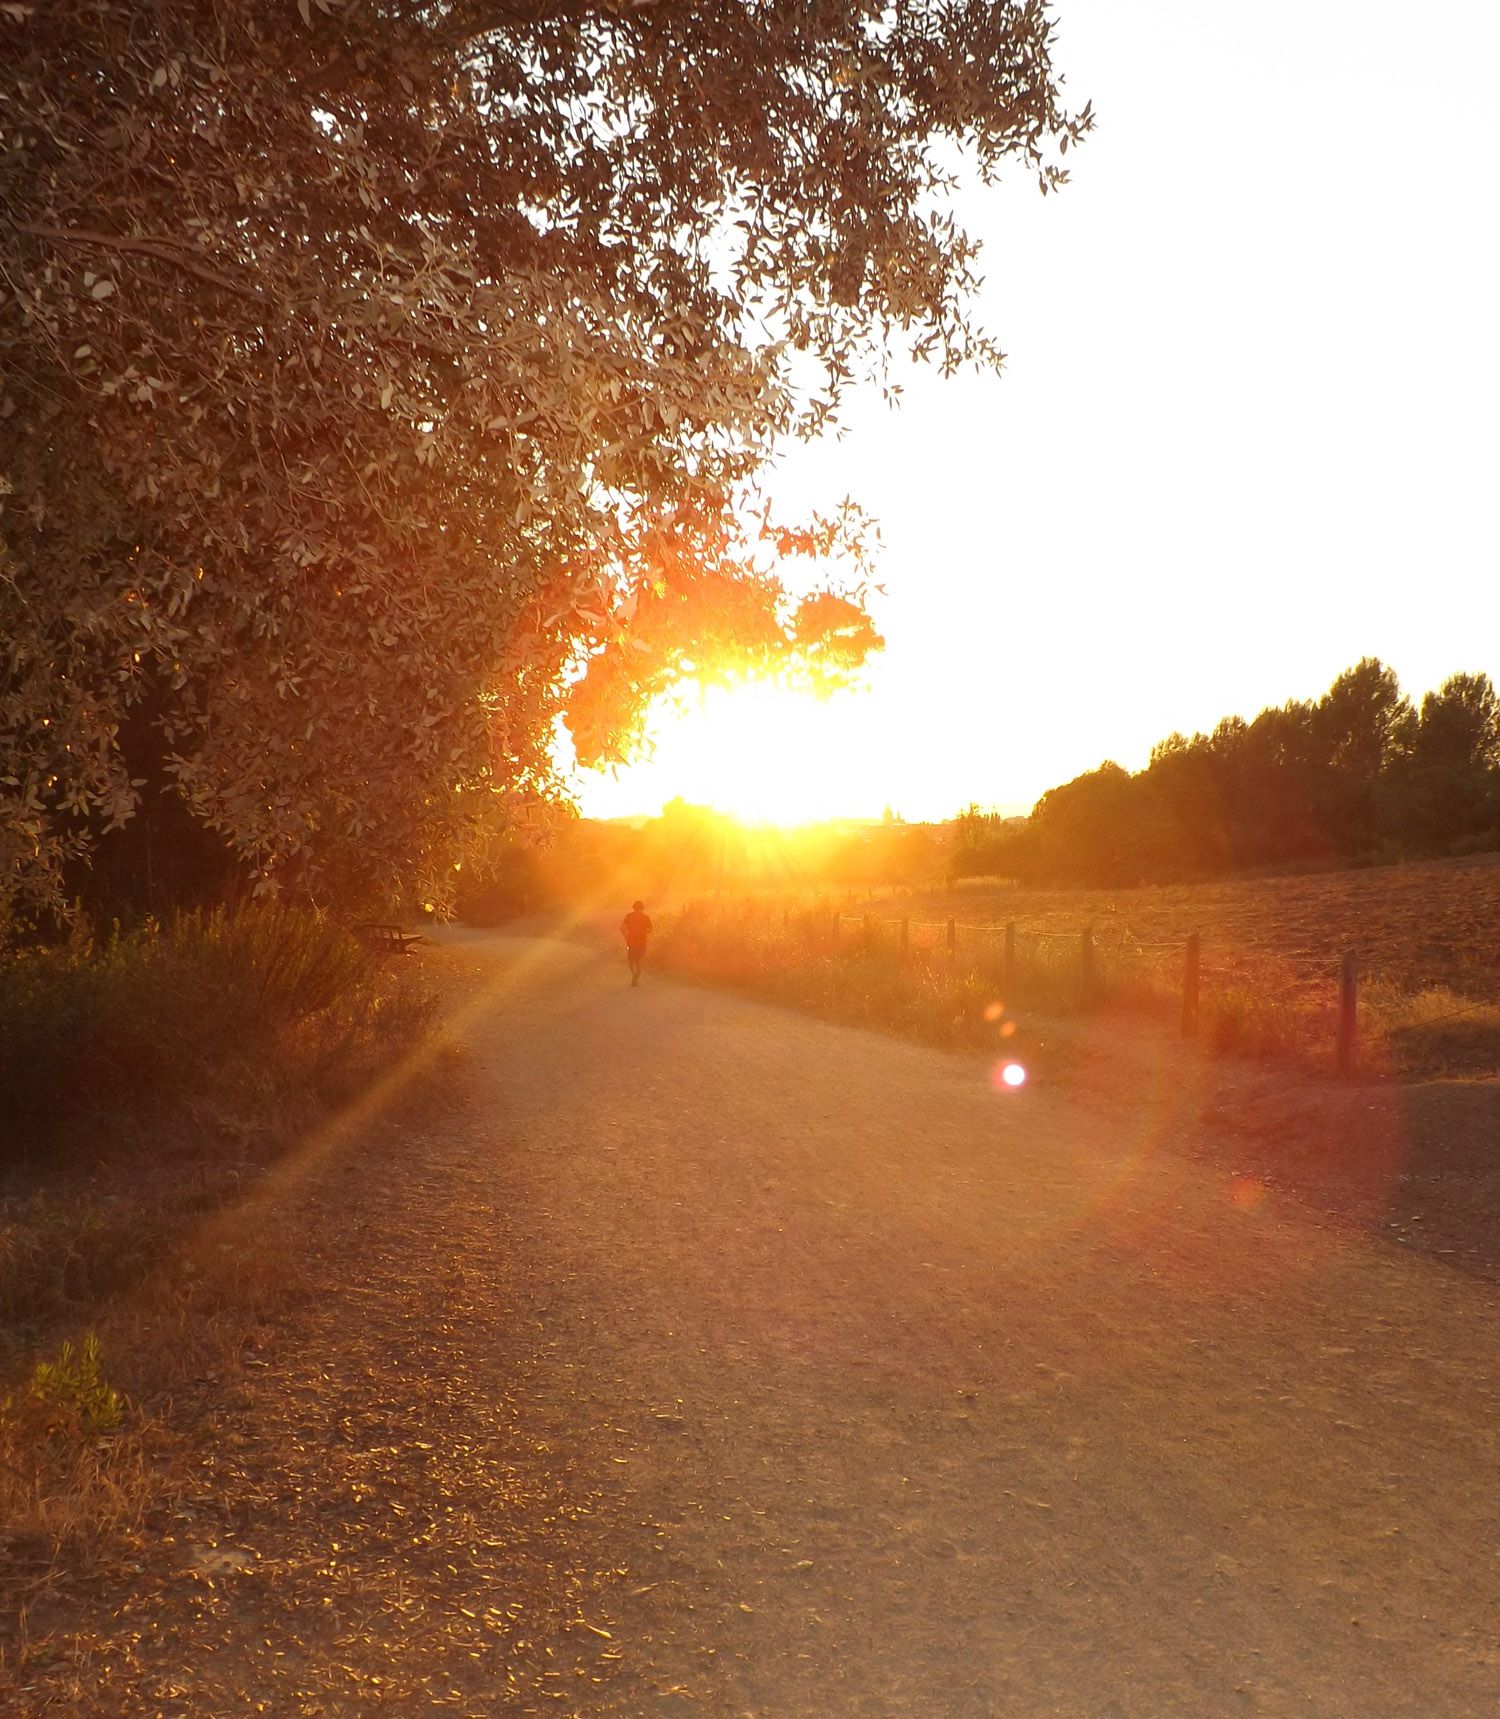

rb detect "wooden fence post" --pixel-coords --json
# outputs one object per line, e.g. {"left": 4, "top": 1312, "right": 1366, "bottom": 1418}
{"left": 1003, "top": 922, "right": 1016, "bottom": 994}
{"left": 1181, "top": 932, "right": 1201, "bottom": 1038}
{"left": 946, "top": 917, "right": 956, "bottom": 957}
{"left": 1336, "top": 950, "right": 1358, "bottom": 1076}
{"left": 1080, "top": 926, "right": 1094, "bottom": 1008}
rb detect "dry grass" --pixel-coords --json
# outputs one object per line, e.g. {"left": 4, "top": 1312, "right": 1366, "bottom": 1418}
{"left": 0, "top": 912, "right": 444, "bottom": 1644}
{"left": 931, "top": 850, "right": 1500, "bottom": 997}
{"left": 0, "top": 1202, "right": 307, "bottom": 1635}
{"left": 660, "top": 853, "right": 1500, "bottom": 1078}
{"left": 1198, "top": 975, "right": 1500, "bottom": 1077}
{"left": 654, "top": 900, "right": 1157, "bottom": 1061}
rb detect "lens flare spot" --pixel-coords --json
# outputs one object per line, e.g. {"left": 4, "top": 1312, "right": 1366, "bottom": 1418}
{"left": 1230, "top": 1176, "right": 1266, "bottom": 1211}
{"left": 1000, "top": 1020, "right": 1017, "bottom": 1038}
{"left": 993, "top": 1061, "right": 1027, "bottom": 1090}
{"left": 983, "top": 1000, "right": 1005, "bottom": 1023}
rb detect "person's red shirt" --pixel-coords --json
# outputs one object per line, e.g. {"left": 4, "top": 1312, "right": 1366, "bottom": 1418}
{"left": 621, "top": 909, "right": 652, "bottom": 949}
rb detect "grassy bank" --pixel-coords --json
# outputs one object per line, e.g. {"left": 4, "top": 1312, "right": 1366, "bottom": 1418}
{"left": 0, "top": 908, "right": 439, "bottom": 1608}
{"left": 654, "top": 896, "right": 1500, "bottom": 1079}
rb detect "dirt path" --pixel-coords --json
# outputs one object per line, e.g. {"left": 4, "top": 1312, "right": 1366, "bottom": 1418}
{"left": 20, "top": 932, "right": 1500, "bottom": 1714}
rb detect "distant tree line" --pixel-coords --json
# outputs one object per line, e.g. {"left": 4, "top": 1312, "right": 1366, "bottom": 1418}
{"left": 458, "top": 799, "right": 945, "bottom": 920}
{"left": 955, "top": 660, "right": 1500, "bottom": 887}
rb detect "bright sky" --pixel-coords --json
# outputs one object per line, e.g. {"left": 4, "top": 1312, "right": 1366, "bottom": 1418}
{"left": 578, "top": 0, "right": 1500, "bottom": 825}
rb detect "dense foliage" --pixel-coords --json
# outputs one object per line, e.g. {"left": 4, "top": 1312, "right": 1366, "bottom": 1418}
{"left": 0, "top": 0, "right": 1086, "bottom": 926}
{"left": 958, "top": 661, "right": 1500, "bottom": 886}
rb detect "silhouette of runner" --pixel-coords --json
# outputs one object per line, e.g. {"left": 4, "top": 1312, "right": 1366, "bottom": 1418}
{"left": 620, "top": 900, "right": 652, "bottom": 987}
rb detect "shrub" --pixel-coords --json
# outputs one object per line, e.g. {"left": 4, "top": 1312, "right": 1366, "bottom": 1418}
{"left": 0, "top": 906, "right": 426, "bottom": 1162}
{"left": 26, "top": 1333, "right": 123, "bottom": 1439}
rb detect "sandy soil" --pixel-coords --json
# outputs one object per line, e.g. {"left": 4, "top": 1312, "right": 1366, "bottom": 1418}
{"left": 14, "top": 931, "right": 1499, "bottom": 1715}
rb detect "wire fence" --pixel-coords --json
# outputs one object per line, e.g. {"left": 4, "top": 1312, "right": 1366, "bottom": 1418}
{"left": 666, "top": 890, "right": 1500, "bottom": 1079}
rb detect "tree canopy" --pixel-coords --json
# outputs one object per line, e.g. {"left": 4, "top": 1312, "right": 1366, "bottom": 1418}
{"left": 1, "top": 0, "right": 1087, "bottom": 925}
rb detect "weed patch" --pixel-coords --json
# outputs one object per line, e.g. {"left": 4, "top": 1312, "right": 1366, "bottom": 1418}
{"left": 26, "top": 1334, "right": 123, "bottom": 1439}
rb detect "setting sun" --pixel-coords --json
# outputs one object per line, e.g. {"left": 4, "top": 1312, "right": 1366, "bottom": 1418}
{"left": 576, "top": 678, "right": 895, "bottom": 827}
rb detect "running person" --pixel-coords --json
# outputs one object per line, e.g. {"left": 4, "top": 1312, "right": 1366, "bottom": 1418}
{"left": 620, "top": 900, "right": 652, "bottom": 987}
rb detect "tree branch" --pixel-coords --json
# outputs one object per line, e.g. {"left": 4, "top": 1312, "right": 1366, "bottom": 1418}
{"left": 16, "top": 224, "right": 266, "bottom": 302}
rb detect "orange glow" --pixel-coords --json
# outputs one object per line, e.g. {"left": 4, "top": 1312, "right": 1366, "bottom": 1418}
{"left": 577, "top": 677, "right": 892, "bottom": 826}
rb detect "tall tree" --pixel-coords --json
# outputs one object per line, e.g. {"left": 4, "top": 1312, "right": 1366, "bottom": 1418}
{"left": 1412, "top": 673, "right": 1500, "bottom": 774}
{"left": 1382, "top": 671, "right": 1500, "bottom": 850}
{"left": 0, "top": 0, "right": 1087, "bottom": 925}
{"left": 1314, "top": 657, "right": 1411, "bottom": 781}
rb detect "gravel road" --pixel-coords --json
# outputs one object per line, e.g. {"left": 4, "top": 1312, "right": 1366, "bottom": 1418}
{"left": 31, "top": 932, "right": 1500, "bottom": 1715}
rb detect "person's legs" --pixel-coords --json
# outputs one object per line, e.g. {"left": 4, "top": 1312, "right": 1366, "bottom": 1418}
{"left": 627, "top": 946, "right": 643, "bottom": 986}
